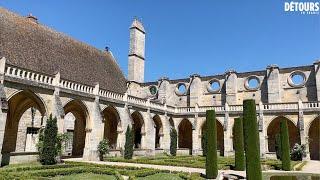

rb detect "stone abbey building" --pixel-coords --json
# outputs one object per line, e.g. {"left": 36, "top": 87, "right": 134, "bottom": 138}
{"left": 0, "top": 7, "right": 319, "bottom": 165}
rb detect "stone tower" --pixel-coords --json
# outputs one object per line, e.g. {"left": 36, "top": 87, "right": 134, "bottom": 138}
{"left": 128, "top": 18, "right": 146, "bottom": 83}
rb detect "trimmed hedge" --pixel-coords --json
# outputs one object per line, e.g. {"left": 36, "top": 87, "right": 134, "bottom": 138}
{"left": 233, "top": 117, "right": 245, "bottom": 171}
{"left": 205, "top": 110, "right": 218, "bottom": 179}
{"left": 243, "top": 100, "right": 262, "bottom": 180}
{"left": 170, "top": 128, "right": 178, "bottom": 156}
{"left": 124, "top": 125, "right": 134, "bottom": 159}
{"left": 280, "top": 119, "right": 291, "bottom": 171}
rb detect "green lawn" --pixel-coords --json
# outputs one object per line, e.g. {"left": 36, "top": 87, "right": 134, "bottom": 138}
{"left": 53, "top": 173, "right": 117, "bottom": 180}
{"left": 106, "top": 154, "right": 301, "bottom": 170}
{"left": 136, "top": 173, "right": 183, "bottom": 180}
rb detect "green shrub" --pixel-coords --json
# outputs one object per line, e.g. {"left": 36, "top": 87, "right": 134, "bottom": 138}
{"left": 205, "top": 110, "right": 218, "bottom": 179}
{"left": 233, "top": 117, "right": 245, "bottom": 171}
{"left": 275, "top": 133, "right": 282, "bottom": 160}
{"left": 98, "top": 139, "right": 110, "bottom": 161}
{"left": 291, "top": 143, "right": 306, "bottom": 161}
{"left": 280, "top": 119, "right": 291, "bottom": 171}
{"left": 243, "top": 99, "right": 262, "bottom": 180}
{"left": 40, "top": 114, "right": 58, "bottom": 165}
{"left": 170, "top": 128, "right": 178, "bottom": 156}
{"left": 124, "top": 126, "right": 134, "bottom": 159}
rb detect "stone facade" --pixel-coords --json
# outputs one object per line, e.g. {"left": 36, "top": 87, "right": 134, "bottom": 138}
{"left": 0, "top": 17, "right": 319, "bottom": 167}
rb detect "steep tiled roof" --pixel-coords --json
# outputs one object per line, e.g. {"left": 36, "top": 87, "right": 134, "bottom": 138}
{"left": 0, "top": 7, "right": 127, "bottom": 93}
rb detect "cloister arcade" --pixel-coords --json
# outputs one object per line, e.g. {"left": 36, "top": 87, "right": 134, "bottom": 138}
{"left": 1, "top": 88, "right": 319, "bottom": 166}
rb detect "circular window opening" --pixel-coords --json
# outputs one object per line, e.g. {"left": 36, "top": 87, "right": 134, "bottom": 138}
{"left": 291, "top": 74, "right": 304, "bottom": 86}
{"left": 149, "top": 86, "right": 158, "bottom": 95}
{"left": 175, "top": 83, "right": 187, "bottom": 95}
{"left": 288, "top": 71, "right": 306, "bottom": 87}
{"left": 245, "top": 76, "right": 260, "bottom": 90}
{"left": 207, "top": 79, "right": 221, "bottom": 93}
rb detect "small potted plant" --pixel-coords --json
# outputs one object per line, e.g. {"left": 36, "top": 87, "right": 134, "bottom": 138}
{"left": 97, "top": 139, "right": 109, "bottom": 161}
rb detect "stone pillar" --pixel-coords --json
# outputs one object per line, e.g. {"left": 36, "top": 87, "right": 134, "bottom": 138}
{"left": 191, "top": 117, "right": 200, "bottom": 155}
{"left": 83, "top": 84, "right": 104, "bottom": 161}
{"left": 0, "top": 57, "right": 9, "bottom": 166}
{"left": 192, "top": 116, "right": 201, "bottom": 155}
{"left": 258, "top": 101, "right": 266, "bottom": 157}
{"left": 161, "top": 114, "right": 170, "bottom": 151}
{"left": 189, "top": 74, "right": 202, "bottom": 107}
{"left": 225, "top": 70, "right": 238, "bottom": 105}
{"left": 298, "top": 100, "right": 309, "bottom": 160}
{"left": 144, "top": 110, "right": 155, "bottom": 153}
{"left": 266, "top": 65, "right": 281, "bottom": 103}
{"left": 223, "top": 103, "right": 233, "bottom": 156}
{"left": 313, "top": 60, "right": 320, "bottom": 101}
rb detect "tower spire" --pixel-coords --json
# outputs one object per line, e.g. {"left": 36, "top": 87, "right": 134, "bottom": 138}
{"left": 128, "top": 18, "right": 146, "bottom": 83}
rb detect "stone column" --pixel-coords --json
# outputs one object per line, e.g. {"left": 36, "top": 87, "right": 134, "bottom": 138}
{"left": 144, "top": 110, "right": 155, "bottom": 154}
{"left": 266, "top": 65, "right": 281, "bottom": 103}
{"left": 189, "top": 74, "right": 202, "bottom": 107}
{"left": 298, "top": 100, "right": 309, "bottom": 160}
{"left": 161, "top": 114, "right": 170, "bottom": 151}
{"left": 0, "top": 57, "right": 9, "bottom": 166}
{"left": 223, "top": 103, "right": 233, "bottom": 156}
{"left": 192, "top": 116, "right": 201, "bottom": 155}
{"left": 258, "top": 101, "right": 266, "bottom": 157}
{"left": 225, "top": 70, "right": 238, "bottom": 105}
{"left": 83, "top": 84, "right": 104, "bottom": 161}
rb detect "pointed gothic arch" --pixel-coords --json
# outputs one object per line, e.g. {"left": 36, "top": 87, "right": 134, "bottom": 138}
{"left": 102, "top": 106, "right": 120, "bottom": 149}
{"left": 63, "top": 99, "right": 89, "bottom": 157}
{"left": 267, "top": 116, "right": 300, "bottom": 152}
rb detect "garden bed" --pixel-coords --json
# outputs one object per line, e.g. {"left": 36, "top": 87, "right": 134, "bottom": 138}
{"left": 106, "top": 154, "right": 301, "bottom": 170}
{"left": 0, "top": 161, "right": 204, "bottom": 180}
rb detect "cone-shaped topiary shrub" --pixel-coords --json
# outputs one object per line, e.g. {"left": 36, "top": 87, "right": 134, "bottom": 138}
{"left": 233, "top": 117, "right": 245, "bottom": 171}
{"left": 170, "top": 128, "right": 177, "bottom": 156}
{"left": 40, "top": 114, "right": 58, "bottom": 165}
{"left": 124, "top": 126, "right": 134, "bottom": 159}
{"left": 243, "top": 99, "right": 262, "bottom": 180}
{"left": 280, "top": 119, "right": 291, "bottom": 171}
{"left": 205, "top": 110, "right": 218, "bottom": 179}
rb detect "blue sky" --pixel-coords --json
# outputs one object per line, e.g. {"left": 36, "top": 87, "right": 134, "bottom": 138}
{"left": 1, "top": 1, "right": 319, "bottom": 82}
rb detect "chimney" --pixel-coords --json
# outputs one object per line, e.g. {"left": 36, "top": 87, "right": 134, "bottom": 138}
{"left": 26, "top": 13, "right": 38, "bottom": 24}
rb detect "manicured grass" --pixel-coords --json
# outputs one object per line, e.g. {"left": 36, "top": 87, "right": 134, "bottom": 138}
{"left": 53, "top": 173, "right": 117, "bottom": 180}
{"left": 136, "top": 173, "right": 183, "bottom": 180}
{"left": 107, "top": 154, "right": 301, "bottom": 170}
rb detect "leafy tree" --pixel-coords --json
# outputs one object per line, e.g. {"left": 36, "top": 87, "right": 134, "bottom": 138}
{"left": 243, "top": 100, "right": 262, "bottom": 180}
{"left": 124, "top": 126, "right": 134, "bottom": 159}
{"left": 280, "top": 119, "right": 291, "bottom": 171}
{"left": 39, "top": 114, "right": 58, "bottom": 165}
{"left": 98, "top": 139, "right": 110, "bottom": 161}
{"left": 205, "top": 110, "right": 218, "bottom": 179}
{"left": 170, "top": 128, "right": 177, "bottom": 156}
{"left": 233, "top": 117, "right": 245, "bottom": 171}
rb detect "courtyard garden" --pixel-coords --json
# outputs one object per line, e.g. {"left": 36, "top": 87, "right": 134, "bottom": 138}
{"left": 0, "top": 161, "right": 203, "bottom": 180}
{"left": 106, "top": 154, "right": 301, "bottom": 171}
